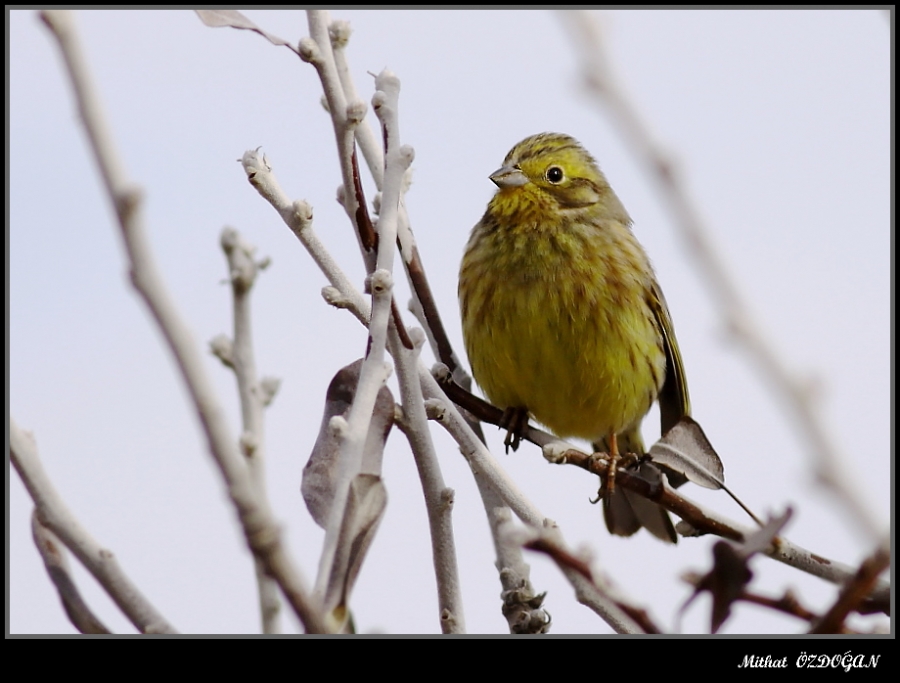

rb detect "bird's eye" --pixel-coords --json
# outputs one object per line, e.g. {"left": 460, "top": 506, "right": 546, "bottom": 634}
{"left": 546, "top": 166, "right": 564, "bottom": 183}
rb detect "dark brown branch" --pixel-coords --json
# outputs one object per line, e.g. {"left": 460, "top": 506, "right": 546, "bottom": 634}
{"left": 739, "top": 589, "right": 825, "bottom": 627}
{"left": 437, "top": 373, "right": 548, "bottom": 448}
{"left": 350, "top": 149, "right": 378, "bottom": 255}
{"left": 440, "top": 372, "right": 744, "bottom": 540}
{"left": 346, "top": 150, "right": 413, "bottom": 350}
{"left": 559, "top": 449, "right": 745, "bottom": 541}
{"left": 438, "top": 372, "right": 890, "bottom": 619}
{"left": 524, "top": 537, "right": 661, "bottom": 634}
{"left": 390, "top": 298, "right": 414, "bottom": 350}
{"left": 404, "top": 244, "right": 459, "bottom": 372}
{"left": 810, "top": 544, "right": 891, "bottom": 633}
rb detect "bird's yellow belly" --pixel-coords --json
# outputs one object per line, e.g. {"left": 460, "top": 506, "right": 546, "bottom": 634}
{"left": 462, "top": 255, "right": 665, "bottom": 443}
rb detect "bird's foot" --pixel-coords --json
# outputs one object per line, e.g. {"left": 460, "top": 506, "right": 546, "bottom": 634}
{"left": 499, "top": 406, "right": 529, "bottom": 453}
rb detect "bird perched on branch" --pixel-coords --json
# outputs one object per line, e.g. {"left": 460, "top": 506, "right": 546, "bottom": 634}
{"left": 459, "top": 132, "right": 690, "bottom": 542}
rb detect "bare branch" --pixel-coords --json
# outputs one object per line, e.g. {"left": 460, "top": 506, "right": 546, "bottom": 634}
{"left": 421, "top": 371, "right": 664, "bottom": 632}
{"left": 546, "top": 442, "right": 889, "bottom": 609}
{"left": 316, "top": 16, "right": 472, "bottom": 391}
{"left": 303, "top": 11, "right": 376, "bottom": 270}
{"left": 326, "top": 19, "right": 385, "bottom": 186}
{"left": 392, "top": 332, "right": 466, "bottom": 633}
{"left": 810, "top": 540, "right": 891, "bottom": 633}
{"left": 218, "top": 226, "right": 281, "bottom": 633}
{"left": 31, "top": 511, "right": 111, "bottom": 634}
{"left": 479, "top": 482, "right": 550, "bottom": 634}
{"left": 293, "top": 14, "right": 468, "bottom": 632}
{"left": 559, "top": 9, "right": 883, "bottom": 543}
{"left": 303, "top": 360, "right": 392, "bottom": 625}
{"left": 40, "top": 9, "right": 326, "bottom": 634}
{"left": 12, "top": 420, "right": 174, "bottom": 633}
{"left": 509, "top": 520, "right": 651, "bottom": 634}
{"left": 241, "top": 150, "right": 371, "bottom": 327}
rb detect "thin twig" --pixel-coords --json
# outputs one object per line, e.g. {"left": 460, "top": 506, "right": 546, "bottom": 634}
{"left": 421, "top": 372, "right": 659, "bottom": 633}
{"left": 436, "top": 369, "right": 890, "bottom": 611}
{"left": 30, "top": 510, "right": 112, "bottom": 634}
{"left": 293, "top": 13, "right": 468, "bottom": 632}
{"left": 478, "top": 485, "right": 551, "bottom": 634}
{"left": 510, "top": 521, "right": 653, "bottom": 634}
{"left": 218, "top": 227, "right": 281, "bottom": 634}
{"left": 560, "top": 9, "right": 882, "bottom": 544}
{"left": 327, "top": 19, "right": 385, "bottom": 187}
{"left": 810, "top": 540, "right": 891, "bottom": 633}
{"left": 241, "top": 151, "right": 371, "bottom": 326}
{"left": 12, "top": 420, "right": 174, "bottom": 633}
{"left": 373, "top": 65, "right": 466, "bottom": 631}
{"left": 41, "top": 9, "right": 326, "bottom": 634}
{"left": 250, "top": 146, "right": 470, "bottom": 631}
{"left": 391, "top": 334, "right": 466, "bottom": 633}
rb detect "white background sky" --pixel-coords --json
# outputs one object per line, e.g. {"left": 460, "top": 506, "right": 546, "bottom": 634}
{"left": 10, "top": 9, "right": 890, "bottom": 635}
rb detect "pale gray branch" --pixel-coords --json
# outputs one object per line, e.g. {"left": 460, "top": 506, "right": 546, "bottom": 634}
{"left": 219, "top": 226, "right": 281, "bottom": 634}
{"left": 420, "top": 373, "right": 658, "bottom": 633}
{"left": 392, "top": 331, "right": 466, "bottom": 633}
{"left": 487, "top": 505, "right": 551, "bottom": 634}
{"left": 303, "top": 11, "right": 374, "bottom": 271}
{"left": 311, "top": 271, "right": 393, "bottom": 609}
{"left": 31, "top": 511, "right": 111, "bottom": 634}
{"left": 560, "top": 9, "right": 883, "bottom": 544}
{"left": 41, "top": 9, "right": 326, "bottom": 634}
{"left": 241, "top": 150, "right": 371, "bottom": 327}
{"left": 327, "top": 19, "right": 385, "bottom": 185}
{"left": 505, "top": 520, "right": 649, "bottom": 634}
{"left": 12, "top": 420, "right": 174, "bottom": 633}
{"left": 298, "top": 12, "right": 468, "bottom": 633}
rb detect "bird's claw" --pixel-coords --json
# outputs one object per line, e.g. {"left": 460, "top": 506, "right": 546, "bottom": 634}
{"left": 499, "top": 406, "right": 529, "bottom": 453}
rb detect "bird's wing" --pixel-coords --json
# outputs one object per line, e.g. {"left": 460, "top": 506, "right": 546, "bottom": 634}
{"left": 648, "top": 280, "right": 691, "bottom": 435}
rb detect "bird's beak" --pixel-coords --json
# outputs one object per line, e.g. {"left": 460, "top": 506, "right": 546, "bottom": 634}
{"left": 490, "top": 166, "right": 528, "bottom": 189}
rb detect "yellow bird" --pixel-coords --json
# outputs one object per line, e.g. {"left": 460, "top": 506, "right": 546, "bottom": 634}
{"left": 459, "top": 133, "right": 690, "bottom": 542}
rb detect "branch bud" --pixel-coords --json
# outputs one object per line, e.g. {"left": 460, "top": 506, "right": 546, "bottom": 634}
{"left": 298, "top": 37, "right": 321, "bottom": 64}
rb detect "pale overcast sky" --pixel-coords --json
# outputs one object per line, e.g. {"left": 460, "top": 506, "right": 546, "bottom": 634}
{"left": 10, "top": 9, "right": 889, "bottom": 634}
